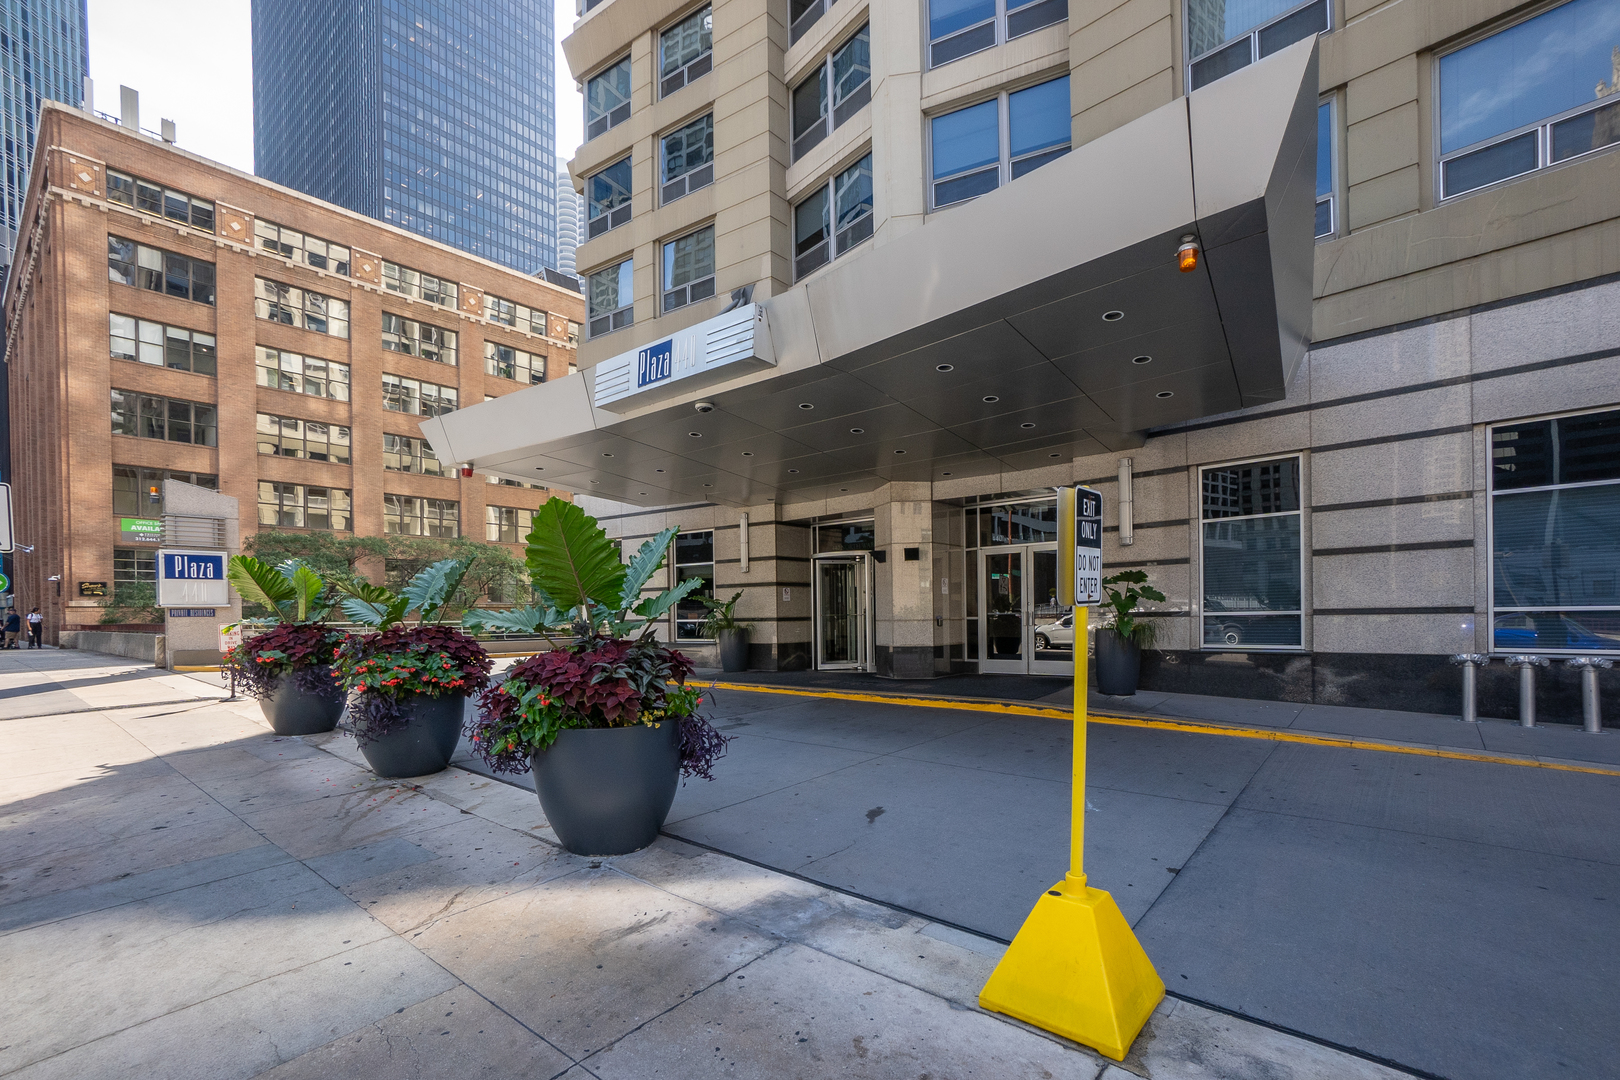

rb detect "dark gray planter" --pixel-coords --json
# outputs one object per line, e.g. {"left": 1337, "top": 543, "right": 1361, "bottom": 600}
{"left": 1095, "top": 628, "right": 1142, "bottom": 696}
{"left": 718, "top": 628, "right": 750, "bottom": 672}
{"left": 531, "top": 720, "right": 681, "bottom": 856}
{"left": 260, "top": 667, "right": 343, "bottom": 736}
{"left": 358, "top": 693, "right": 465, "bottom": 778}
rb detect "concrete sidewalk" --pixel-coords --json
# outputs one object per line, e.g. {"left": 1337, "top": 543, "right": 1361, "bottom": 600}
{"left": 0, "top": 650, "right": 1402, "bottom": 1080}
{"left": 0, "top": 647, "right": 230, "bottom": 721}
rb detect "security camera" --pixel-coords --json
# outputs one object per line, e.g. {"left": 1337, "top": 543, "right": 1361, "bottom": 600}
{"left": 694, "top": 401, "right": 715, "bottom": 414}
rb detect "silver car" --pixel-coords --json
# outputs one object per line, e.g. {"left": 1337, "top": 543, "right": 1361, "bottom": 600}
{"left": 1034, "top": 613, "right": 1075, "bottom": 650}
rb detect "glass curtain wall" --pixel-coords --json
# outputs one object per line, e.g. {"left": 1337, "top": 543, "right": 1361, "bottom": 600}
{"left": 1200, "top": 457, "right": 1302, "bottom": 648}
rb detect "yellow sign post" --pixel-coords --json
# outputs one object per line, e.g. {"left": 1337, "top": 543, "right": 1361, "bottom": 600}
{"left": 978, "top": 485, "right": 1164, "bottom": 1060}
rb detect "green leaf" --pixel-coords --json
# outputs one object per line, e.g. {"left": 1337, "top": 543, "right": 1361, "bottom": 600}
{"left": 332, "top": 578, "right": 409, "bottom": 628}
{"left": 618, "top": 526, "right": 677, "bottom": 612}
{"left": 464, "top": 604, "right": 562, "bottom": 634}
{"left": 404, "top": 556, "right": 474, "bottom": 622}
{"left": 632, "top": 575, "right": 706, "bottom": 623}
{"left": 289, "top": 564, "right": 325, "bottom": 623}
{"left": 525, "top": 498, "right": 627, "bottom": 614}
{"left": 227, "top": 556, "right": 298, "bottom": 622}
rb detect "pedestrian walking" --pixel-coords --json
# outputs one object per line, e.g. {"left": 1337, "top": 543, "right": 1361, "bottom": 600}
{"left": 26, "top": 607, "right": 43, "bottom": 649}
{"left": 3, "top": 609, "right": 18, "bottom": 649}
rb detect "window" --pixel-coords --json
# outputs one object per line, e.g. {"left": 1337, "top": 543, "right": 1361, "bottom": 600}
{"left": 815, "top": 520, "right": 876, "bottom": 552}
{"left": 487, "top": 474, "right": 545, "bottom": 489}
{"left": 931, "top": 76, "right": 1071, "bottom": 208}
{"left": 256, "top": 414, "right": 352, "bottom": 463}
{"left": 794, "top": 153, "right": 874, "bottom": 279}
{"left": 789, "top": 0, "right": 837, "bottom": 44}
{"left": 661, "top": 114, "right": 715, "bottom": 204}
{"left": 256, "top": 279, "right": 350, "bottom": 338}
{"left": 1200, "top": 457, "right": 1302, "bottom": 649}
{"left": 487, "top": 505, "right": 535, "bottom": 543}
{"left": 791, "top": 25, "right": 871, "bottom": 162}
{"left": 485, "top": 341, "right": 546, "bottom": 383}
{"left": 106, "top": 170, "right": 214, "bottom": 229}
{"left": 111, "top": 391, "right": 218, "bottom": 446}
{"left": 113, "top": 548, "right": 157, "bottom": 584}
{"left": 660, "top": 7, "right": 712, "bottom": 97}
{"left": 586, "top": 55, "right": 632, "bottom": 140}
{"left": 588, "top": 259, "right": 634, "bottom": 337}
{"left": 259, "top": 483, "right": 352, "bottom": 531}
{"left": 108, "top": 236, "right": 216, "bottom": 304}
{"left": 588, "top": 156, "right": 633, "bottom": 239}
{"left": 1489, "top": 408, "right": 1620, "bottom": 653}
{"left": 483, "top": 294, "right": 546, "bottom": 334}
{"left": 1438, "top": 0, "right": 1620, "bottom": 200}
{"left": 382, "top": 262, "right": 457, "bottom": 307}
{"left": 929, "top": 0, "right": 1067, "bottom": 68}
{"left": 1316, "top": 99, "right": 1336, "bottom": 238}
{"left": 567, "top": 321, "right": 582, "bottom": 349}
{"left": 383, "top": 433, "right": 446, "bottom": 475}
{"left": 385, "top": 495, "right": 460, "bottom": 538}
{"left": 382, "top": 313, "right": 457, "bottom": 364}
{"left": 1187, "top": 0, "right": 1328, "bottom": 91}
{"left": 110, "top": 315, "right": 216, "bottom": 376}
{"left": 112, "top": 467, "right": 217, "bottom": 517}
{"left": 674, "top": 530, "right": 715, "bottom": 640}
{"left": 254, "top": 220, "right": 351, "bottom": 275}
{"left": 256, "top": 347, "right": 351, "bottom": 401}
{"left": 663, "top": 226, "right": 717, "bottom": 313}
{"left": 382, "top": 373, "right": 458, "bottom": 417}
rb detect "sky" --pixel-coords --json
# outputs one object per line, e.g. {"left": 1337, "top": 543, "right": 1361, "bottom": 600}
{"left": 85, "top": 0, "right": 585, "bottom": 177}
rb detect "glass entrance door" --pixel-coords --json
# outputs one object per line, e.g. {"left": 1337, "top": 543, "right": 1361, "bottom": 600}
{"left": 979, "top": 545, "right": 1073, "bottom": 675}
{"left": 815, "top": 554, "right": 869, "bottom": 670}
{"left": 982, "top": 551, "right": 1024, "bottom": 671}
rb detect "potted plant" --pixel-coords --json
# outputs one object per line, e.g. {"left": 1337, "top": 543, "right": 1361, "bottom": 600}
{"left": 224, "top": 557, "right": 347, "bottom": 736}
{"left": 1094, "top": 569, "right": 1165, "bottom": 696}
{"left": 464, "top": 498, "right": 731, "bottom": 856}
{"left": 331, "top": 557, "right": 493, "bottom": 778}
{"left": 699, "top": 590, "right": 750, "bottom": 672}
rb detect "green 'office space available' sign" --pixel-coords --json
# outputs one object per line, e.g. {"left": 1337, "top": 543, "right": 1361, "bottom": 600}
{"left": 121, "top": 518, "right": 162, "bottom": 541}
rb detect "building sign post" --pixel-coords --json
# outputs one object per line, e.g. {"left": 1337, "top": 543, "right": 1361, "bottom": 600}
{"left": 979, "top": 484, "right": 1164, "bottom": 1061}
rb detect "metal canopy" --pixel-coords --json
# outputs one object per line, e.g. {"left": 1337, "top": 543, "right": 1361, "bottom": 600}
{"left": 423, "top": 40, "right": 1319, "bottom": 508}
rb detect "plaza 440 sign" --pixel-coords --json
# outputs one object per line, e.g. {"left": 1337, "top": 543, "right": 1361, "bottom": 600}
{"left": 156, "top": 549, "right": 229, "bottom": 607}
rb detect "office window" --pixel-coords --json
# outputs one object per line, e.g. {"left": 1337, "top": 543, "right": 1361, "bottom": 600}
{"left": 660, "top": 6, "right": 712, "bottom": 97}
{"left": 256, "top": 279, "right": 350, "bottom": 338}
{"left": 383, "top": 433, "right": 446, "bottom": 475}
{"left": 931, "top": 76, "right": 1070, "bottom": 208}
{"left": 485, "top": 341, "right": 546, "bottom": 383}
{"left": 381, "top": 261, "right": 458, "bottom": 307}
{"left": 259, "top": 482, "right": 352, "bottom": 531}
{"left": 1489, "top": 408, "right": 1620, "bottom": 653}
{"left": 1316, "top": 99, "right": 1336, "bottom": 238}
{"left": 661, "top": 114, "right": 715, "bottom": 204}
{"left": 110, "top": 315, "right": 216, "bottom": 376}
{"left": 789, "top": 0, "right": 836, "bottom": 44}
{"left": 794, "top": 153, "right": 874, "bottom": 280}
{"left": 1187, "top": 0, "right": 1328, "bottom": 90}
{"left": 254, "top": 220, "right": 351, "bottom": 275}
{"left": 588, "top": 156, "right": 633, "bottom": 239}
{"left": 791, "top": 25, "right": 871, "bottom": 162}
{"left": 588, "top": 259, "right": 634, "bottom": 337}
{"left": 483, "top": 294, "right": 546, "bottom": 334}
{"left": 674, "top": 530, "right": 715, "bottom": 640}
{"left": 112, "top": 467, "right": 217, "bottom": 517}
{"left": 487, "top": 505, "right": 535, "bottom": 543}
{"left": 663, "top": 226, "right": 717, "bottom": 313}
{"left": 1200, "top": 457, "right": 1302, "bottom": 649}
{"left": 382, "top": 373, "right": 458, "bottom": 417}
{"left": 385, "top": 495, "right": 460, "bottom": 538}
{"left": 1439, "top": 0, "right": 1620, "bottom": 200}
{"left": 567, "top": 321, "right": 582, "bottom": 349}
{"left": 381, "top": 313, "right": 457, "bottom": 364}
{"left": 108, "top": 236, "right": 216, "bottom": 304}
{"left": 487, "top": 474, "right": 545, "bottom": 489}
{"left": 111, "top": 391, "right": 218, "bottom": 447}
{"left": 105, "top": 169, "right": 214, "bottom": 229}
{"left": 113, "top": 548, "right": 157, "bottom": 583}
{"left": 929, "top": 0, "right": 1067, "bottom": 68}
{"left": 586, "top": 55, "right": 632, "bottom": 140}
{"left": 256, "top": 414, "right": 352, "bottom": 463}
{"left": 255, "top": 347, "right": 350, "bottom": 401}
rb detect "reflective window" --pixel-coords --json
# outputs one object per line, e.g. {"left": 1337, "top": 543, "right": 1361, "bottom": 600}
{"left": 259, "top": 483, "right": 352, "bottom": 531}
{"left": 113, "top": 548, "right": 157, "bottom": 583}
{"left": 815, "top": 520, "right": 876, "bottom": 552}
{"left": 586, "top": 55, "right": 632, "bottom": 140}
{"left": 383, "top": 433, "right": 446, "bottom": 475}
{"left": 663, "top": 226, "right": 717, "bottom": 313}
{"left": 112, "top": 467, "right": 216, "bottom": 518}
{"left": 255, "top": 413, "right": 352, "bottom": 463}
{"left": 110, "top": 315, "right": 216, "bottom": 376}
{"left": 108, "top": 236, "right": 215, "bottom": 304}
{"left": 255, "top": 347, "right": 350, "bottom": 400}
{"left": 384, "top": 495, "right": 460, "bottom": 538}
{"left": 660, "top": 7, "right": 713, "bottom": 97}
{"left": 255, "top": 278, "right": 350, "bottom": 338}
{"left": 588, "top": 259, "right": 634, "bottom": 337}
{"left": 106, "top": 169, "right": 214, "bottom": 229}
{"left": 382, "top": 373, "right": 458, "bottom": 417}
{"left": 661, "top": 114, "right": 715, "bottom": 203}
{"left": 588, "top": 156, "right": 633, "bottom": 238}
{"left": 968, "top": 500, "right": 1059, "bottom": 547}
{"left": 1200, "top": 457, "right": 1302, "bottom": 649}
{"left": 483, "top": 294, "right": 546, "bottom": 334}
{"left": 485, "top": 341, "right": 546, "bottom": 384}
{"left": 254, "top": 220, "right": 350, "bottom": 275}
{"left": 794, "top": 153, "right": 874, "bottom": 280}
{"left": 382, "top": 313, "right": 457, "bottom": 364}
{"left": 791, "top": 25, "right": 871, "bottom": 162}
{"left": 111, "top": 391, "right": 218, "bottom": 447}
{"left": 1316, "top": 99, "right": 1336, "bottom": 238}
{"left": 1187, "top": 0, "right": 1328, "bottom": 90}
{"left": 674, "top": 530, "right": 715, "bottom": 640}
{"left": 487, "top": 505, "right": 535, "bottom": 543}
{"left": 931, "top": 76, "right": 1070, "bottom": 208}
{"left": 381, "top": 261, "right": 457, "bottom": 307}
{"left": 929, "top": 0, "right": 1066, "bottom": 67}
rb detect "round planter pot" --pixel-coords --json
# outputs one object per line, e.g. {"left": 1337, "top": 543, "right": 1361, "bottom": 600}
{"left": 532, "top": 721, "right": 681, "bottom": 856}
{"left": 358, "top": 693, "right": 465, "bottom": 778}
{"left": 718, "top": 628, "right": 750, "bottom": 673}
{"left": 1094, "top": 628, "right": 1142, "bottom": 696}
{"left": 260, "top": 667, "right": 344, "bottom": 736}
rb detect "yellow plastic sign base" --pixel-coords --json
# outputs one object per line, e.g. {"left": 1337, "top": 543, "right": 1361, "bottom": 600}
{"left": 979, "top": 878, "right": 1165, "bottom": 1061}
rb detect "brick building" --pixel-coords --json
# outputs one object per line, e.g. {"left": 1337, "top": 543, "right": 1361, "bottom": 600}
{"left": 4, "top": 104, "right": 583, "bottom": 641}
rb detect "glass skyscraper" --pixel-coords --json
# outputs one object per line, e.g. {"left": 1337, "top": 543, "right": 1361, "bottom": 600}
{"left": 0, "top": 0, "right": 86, "bottom": 268}
{"left": 251, "top": 0, "right": 557, "bottom": 274}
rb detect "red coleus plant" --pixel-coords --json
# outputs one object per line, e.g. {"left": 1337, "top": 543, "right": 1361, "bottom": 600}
{"left": 224, "top": 623, "right": 347, "bottom": 701}
{"left": 335, "top": 624, "right": 494, "bottom": 746}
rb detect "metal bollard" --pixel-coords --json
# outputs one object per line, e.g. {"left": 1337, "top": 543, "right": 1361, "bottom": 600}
{"left": 1567, "top": 657, "right": 1614, "bottom": 734}
{"left": 1505, "top": 655, "right": 1550, "bottom": 728}
{"left": 1451, "top": 654, "right": 1489, "bottom": 723}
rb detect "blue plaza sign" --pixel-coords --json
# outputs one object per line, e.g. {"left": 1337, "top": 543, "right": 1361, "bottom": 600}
{"left": 637, "top": 339, "right": 673, "bottom": 388}
{"left": 156, "top": 548, "right": 230, "bottom": 607}
{"left": 164, "top": 552, "right": 223, "bottom": 580}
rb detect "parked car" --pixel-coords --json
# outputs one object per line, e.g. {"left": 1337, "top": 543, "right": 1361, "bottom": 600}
{"left": 1034, "top": 613, "right": 1074, "bottom": 650}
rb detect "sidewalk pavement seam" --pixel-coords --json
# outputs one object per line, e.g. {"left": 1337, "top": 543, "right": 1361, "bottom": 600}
{"left": 0, "top": 695, "right": 230, "bottom": 722}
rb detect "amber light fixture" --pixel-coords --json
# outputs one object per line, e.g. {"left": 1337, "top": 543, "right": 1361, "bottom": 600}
{"left": 1177, "top": 234, "right": 1200, "bottom": 273}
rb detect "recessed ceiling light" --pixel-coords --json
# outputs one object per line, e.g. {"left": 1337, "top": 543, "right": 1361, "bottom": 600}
{"left": 982, "top": 395, "right": 999, "bottom": 403}
{"left": 798, "top": 402, "right": 815, "bottom": 410}
{"left": 788, "top": 469, "right": 800, "bottom": 474}
{"left": 688, "top": 431, "right": 702, "bottom": 437}
{"left": 850, "top": 427, "right": 865, "bottom": 434}
{"left": 936, "top": 364, "right": 954, "bottom": 372}
{"left": 1132, "top": 355, "right": 1152, "bottom": 365}
{"left": 639, "top": 491, "right": 646, "bottom": 495}
{"left": 590, "top": 480, "right": 600, "bottom": 485}
{"left": 1049, "top": 453, "right": 1061, "bottom": 458}
{"left": 1020, "top": 422, "right": 1035, "bottom": 429}
{"left": 656, "top": 468, "right": 665, "bottom": 473}
{"left": 703, "top": 483, "right": 713, "bottom": 487}
{"left": 741, "top": 451, "right": 754, "bottom": 457}
{"left": 942, "top": 472, "right": 953, "bottom": 477}
{"left": 602, "top": 452, "right": 614, "bottom": 457}
{"left": 1102, "top": 310, "right": 1124, "bottom": 322}
{"left": 893, "top": 449, "right": 906, "bottom": 455}
{"left": 535, "top": 467, "right": 544, "bottom": 471}
{"left": 1156, "top": 390, "right": 1174, "bottom": 399}
{"left": 840, "top": 487, "right": 848, "bottom": 492}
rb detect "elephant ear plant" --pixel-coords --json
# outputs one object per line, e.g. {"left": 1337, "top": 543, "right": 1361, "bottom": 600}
{"left": 222, "top": 556, "right": 346, "bottom": 703}
{"left": 1099, "top": 570, "right": 1166, "bottom": 649}
{"left": 464, "top": 497, "right": 730, "bottom": 782}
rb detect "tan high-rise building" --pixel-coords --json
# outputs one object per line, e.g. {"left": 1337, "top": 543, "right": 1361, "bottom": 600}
{"left": 429, "top": 0, "right": 1620, "bottom": 715}
{"left": 3, "top": 105, "right": 584, "bottom": 642}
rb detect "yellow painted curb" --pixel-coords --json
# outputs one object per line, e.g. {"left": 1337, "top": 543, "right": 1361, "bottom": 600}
{"left": 696, "top": 680, "right": 1620, "bottom": 780}
{"left": 172, "top": 665, "right": 223, "bottom": 673}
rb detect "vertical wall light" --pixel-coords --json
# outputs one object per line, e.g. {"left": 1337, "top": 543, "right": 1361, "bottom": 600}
{"left": 739, "top": 512, "right": 750, "bottom": 572}
{"left": 1117, "top": 458, "right": 1134, "bottom": 546}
